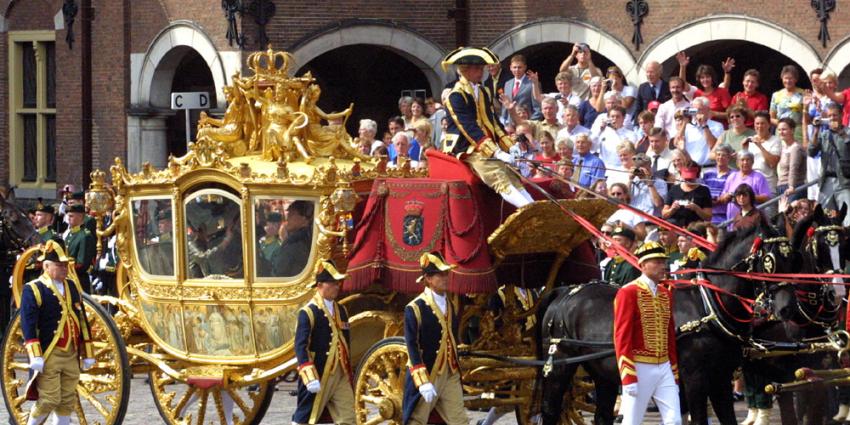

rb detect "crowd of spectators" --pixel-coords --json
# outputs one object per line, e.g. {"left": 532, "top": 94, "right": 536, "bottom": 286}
{"left": 353, "top": 45, "right": 850, "bottom": 279}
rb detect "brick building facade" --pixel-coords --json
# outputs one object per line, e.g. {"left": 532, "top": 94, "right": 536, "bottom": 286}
{"left": 2, "top": 0, "right": 849, "bottom": 200}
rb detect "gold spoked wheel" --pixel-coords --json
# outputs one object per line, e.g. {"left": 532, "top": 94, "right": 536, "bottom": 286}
{"left": 561, "top": 367, "right": 595, "bottom": 425}
{"left": 354, "top": 337, "right": 409, "bottom": 425}
{"left": 0, "top": 294, "right": 131, "bottom": 424}
{"left": 147, "top": 353, "right": 274, "bottom": 425}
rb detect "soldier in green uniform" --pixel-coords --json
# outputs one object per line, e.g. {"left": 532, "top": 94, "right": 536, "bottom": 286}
{"left": 70, "top": 191, "right": 97, "bottom": 235}
{"left": 142, "top": 209, "right": 174, "bottom": 276}
{"left": 257, "top": 211, "right": 282, "bottom": 277}
{"left": 33, "top": 200, "right": 55, "bottom": 243}
{"left": 603, "top": 225, "right": 641, "bottom": 285}
{"left": 62, "top": 204, "right": 96, "bottom": 293}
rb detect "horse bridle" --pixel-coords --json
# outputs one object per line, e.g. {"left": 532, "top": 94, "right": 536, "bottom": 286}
{"left": 793, "top": 224, "right": 847, "bottom": 328}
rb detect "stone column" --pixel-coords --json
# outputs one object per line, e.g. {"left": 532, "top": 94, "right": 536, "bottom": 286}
{"left": 127, "top": 114, "right": 169, "bottom": 173}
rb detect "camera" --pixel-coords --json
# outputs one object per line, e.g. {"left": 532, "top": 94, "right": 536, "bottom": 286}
{"left": 682, "top": 107, "right": 699, "bottom": 117}
{"left": 604, "top": 78, "right": 613, "bottom": 90}
{"left": 632, "top": 168, "right": 646, "bottom": 178}
{"left": 677, "top": 199, "right": 691, "bottom": 207}
{"left": 813, "top": 117, "right": 826, "bottom": 126}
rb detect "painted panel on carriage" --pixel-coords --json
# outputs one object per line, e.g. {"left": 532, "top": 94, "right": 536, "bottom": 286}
{"left": 140, "top": 300, "right": 186, "bottom": 351}
{"left": 131, "top": 198, "right": 175, "bottom": 277}
{"left": 252, "top": 303, "right": 300, "bottom": 353}
{"left": 182, "top": 304, "right": 256, "bottom": 356}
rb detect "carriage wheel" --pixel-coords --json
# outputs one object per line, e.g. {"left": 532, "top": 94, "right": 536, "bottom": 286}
{"left": 147, "top": 352, "right": 274, "bottom": 425}
{"left": 354, "top": 337, "right": 408, "bottom": 425}
{"left": 0, "top": 294, "right": 131, "bottom": 424}
{"left": 561, "top": 367, "right": 595, "bottom": 425}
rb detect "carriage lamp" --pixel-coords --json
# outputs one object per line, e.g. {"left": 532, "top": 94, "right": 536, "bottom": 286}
{"left": 330, "top": 183, "right": 359, "bottom": 254}
{"left": 86, "top": 169, "right": 115, "bottom": 257}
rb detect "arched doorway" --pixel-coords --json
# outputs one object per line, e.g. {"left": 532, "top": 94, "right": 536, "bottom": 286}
{"left": 659, "top": 40, "right": 812, "bottom": 96}
{"left": 296, "top": 45, "right": 431, "bottom": 136}
{"left": 129, "top": 21, "right": 239, "bottom": 172}
{"left": 825, "top": 36, "right": 850, "bottom": 88}
{"left": 639, "top": 14, "right": 821, "bottom": 89}
{"left": 488, "top": 19, "right": 637, "bottom": 82}
{"left": 164, "top": 48, "right": 217, "bottom": 157}
{"left": 502, "top": 41, "right": 617, "bottom": 94}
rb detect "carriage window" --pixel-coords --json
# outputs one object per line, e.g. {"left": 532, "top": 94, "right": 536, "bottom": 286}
{"left": 184, "top": 190, "right": 244, "bottom": 279}
{"left": 132, "top": 198, "right": 175, "bottom": 277}
{"left": 253, "top": 197, "right": 315, "bottom": 279}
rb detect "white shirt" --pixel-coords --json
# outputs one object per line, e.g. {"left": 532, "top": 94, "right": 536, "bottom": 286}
{"left": 646, "top": 148, "right": 674, "bottom": 177}
{"left": 595, "top": 126, "right": 637, "bottom": 168}
{"left": 427, "top": 287, "right": 447, "bottom": 315}
{"left": 556, "top": 124, "right": 590, "bottom": 142}
{"left": 742, "top": 136, "right": 781, "bottom": 191}
{"left": 52, "top": 279, "right": 66, "bottom": 297}
{"left": 630, "top": 176, "right": 668, "bottom": 216}
{"left": 323, "top": 298, "right": 335, "bottom": 317}
{"left": 654, "top": 98, "right": 691, "bottom": 139}
{"left": 544, "top": 92, "right": 582, "bottom": 125}
{"left": 607, "top": 209, "right": 643, "bottom": 228}
{"left": 682, "top": 119, "right": 724, "bottom": 166}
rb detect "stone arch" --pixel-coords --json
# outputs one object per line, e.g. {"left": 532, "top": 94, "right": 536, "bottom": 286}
{"left": 638, "top": 15, "right": 822, "bottom": 84}
{"left": 289, "top": 22, "right": 447, "bottom": 98}
{"left": 825, "top": 35, "right": 850, "bottom": 85}
{"left": 133, "top": 21, "right": 232, "bottom": 109}
{"left": 487, "top": 18, "right": 638, "bottom": 82}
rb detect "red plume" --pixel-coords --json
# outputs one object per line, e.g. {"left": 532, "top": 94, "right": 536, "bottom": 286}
{"left": 806, "top": 227, "right": 815, "bottom": 239}
{"left": 750, "top": 236, "right": 763, "bottom": 254}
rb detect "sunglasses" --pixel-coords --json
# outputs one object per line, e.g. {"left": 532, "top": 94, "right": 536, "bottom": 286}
{"left": 610, "top": 192, "right": 625, "bottom": 196}
{"left": 729, "top": 114, "right": 743, "bottom": 118}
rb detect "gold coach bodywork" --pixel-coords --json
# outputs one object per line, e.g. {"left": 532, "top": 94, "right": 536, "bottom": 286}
{"left": 1, "top": 47, "right": 425, "bottom": 425}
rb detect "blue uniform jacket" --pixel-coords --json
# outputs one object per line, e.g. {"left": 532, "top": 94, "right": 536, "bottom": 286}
{"left": 20, "top": 274, "right": 94, "bottom": 362}
{"left": 292, "top": 294, "right": 351, "bottom": 424}
{"left": 444, "top": 77, "right": 513, "bottom": 159}
{"left": 402, "top": 290, "right": 461, "bottom": 424}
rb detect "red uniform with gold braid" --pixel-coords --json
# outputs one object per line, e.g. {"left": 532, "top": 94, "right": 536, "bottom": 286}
{"left": 613, "top": 276, "right": 678, "bottom": 385}
{"left": 613, "top": 241, "right": 682, "bottom": 425}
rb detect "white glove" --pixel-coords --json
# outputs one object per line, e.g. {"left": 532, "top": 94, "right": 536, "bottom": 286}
{"left": 30, "top": 357, "right": 44, "bottom": 373}
{"left": 306, "top": 379, "right": 321, "bottom": 394}
{"left": 494, "top": 150, "right": 513, "bottom": 164}
{"left": 82, "top": 358, "right": 96, "bottom": 371}
{"left": 419, "top": 382, "right": 437, "bottom": 403}
{"left": 623, "top": 383, "right": 638, "bottom": 397}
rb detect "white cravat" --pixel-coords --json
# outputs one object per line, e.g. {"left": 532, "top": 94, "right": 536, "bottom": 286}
{"left": 428, "top": 288, "right": 447, "bottom": 315}
{"left": 473, "top": 84, "right": 480, "bottom": 102}
{"left": 52, "top": 279, "right": 65, "bottom": 297}
{"left": 323, "top": 298, "right": 335, "bottom": 318}
{"left": 640, "top": 274, "right": 658, "bottom": 296}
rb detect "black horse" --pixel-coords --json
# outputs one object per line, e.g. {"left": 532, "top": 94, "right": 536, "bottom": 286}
{"left": 538, "top": 224, "right": 798, "bottom": 425}
{"left": 0, "top": 195, "right": 39, "bottom": 333}
{"left": 745, "top": 204, "right": 850, "bottom": 425}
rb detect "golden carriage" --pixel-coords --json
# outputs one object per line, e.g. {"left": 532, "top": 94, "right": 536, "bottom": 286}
{"left": 0, "top": 47, "right": 614, "bottom": 425}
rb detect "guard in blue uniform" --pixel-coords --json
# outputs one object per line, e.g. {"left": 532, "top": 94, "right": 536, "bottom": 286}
{"left": 402, "top": 252, "right": 467, "bottom": 425}
{"left": 292, "top": 260, "right": 355, "bottom": 425}
{"left": 21, "top": 238, "right": 95, "bottom": 425}
{"left": 441, "top": 47, "right": 534, "bottom": 208}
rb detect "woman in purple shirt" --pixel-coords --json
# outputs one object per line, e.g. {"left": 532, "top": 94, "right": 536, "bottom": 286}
{"left": 717, "top": 150, "right": 771, "bottom": 226}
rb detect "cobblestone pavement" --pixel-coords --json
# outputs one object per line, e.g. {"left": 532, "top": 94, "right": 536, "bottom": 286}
{"left": 0, "top": 376, "right": 779, "bottom": 424}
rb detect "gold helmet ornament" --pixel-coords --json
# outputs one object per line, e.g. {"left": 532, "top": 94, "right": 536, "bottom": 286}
{"left": 634, "top": 241, "right": 669, "bottom": 264}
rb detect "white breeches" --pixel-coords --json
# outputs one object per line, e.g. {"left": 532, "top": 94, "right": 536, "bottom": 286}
{"left": 619, "top": 361, "right": 681, "bottom": 425}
